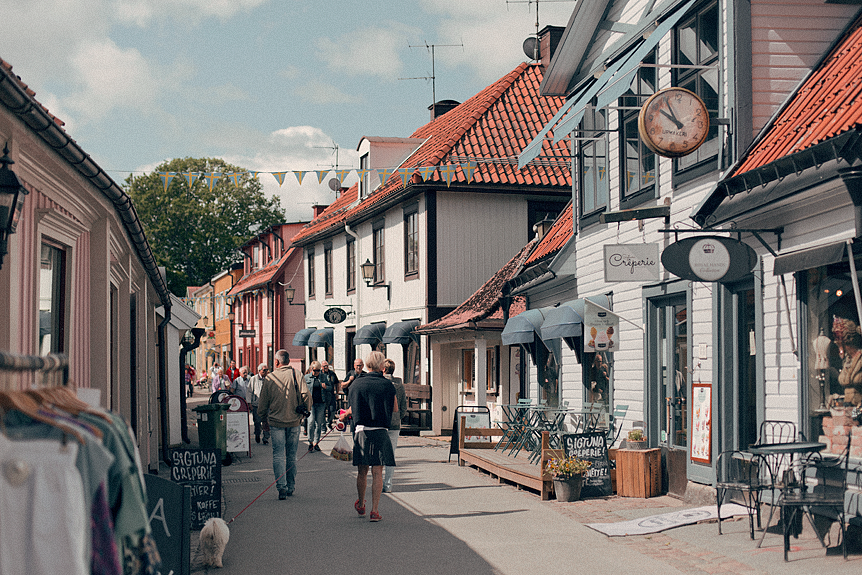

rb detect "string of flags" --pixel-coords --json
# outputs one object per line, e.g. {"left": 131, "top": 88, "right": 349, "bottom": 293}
{"left": 157, "top": 162, "right": 479, "bottom": 192}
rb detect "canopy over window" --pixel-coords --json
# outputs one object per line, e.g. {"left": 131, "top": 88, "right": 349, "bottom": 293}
{"left": 539, "top": 295, "right": 611, "bottom": 361}
{"left": 501, "top": 309, "right": 546, "bottom": 345}
{"left": 307, "top": 327, "right": 334, "bottom": 348}
{"left": 382, "top": 320, "right": 420, "bottom": 345}
{"left": 292, "top": 327, "right": 317, "bottom": 347}
{"left": 354, "top": 322, "right": 387, "bottom": 346}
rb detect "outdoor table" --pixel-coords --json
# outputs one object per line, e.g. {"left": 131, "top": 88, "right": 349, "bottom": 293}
{"left": 495, "top": 401, "right": 534, "bottom": 454}
{"left": 746, "top": 441, "right": 827, "bottom": 546}
{"left": 526, "top": 407, "right": 569, "bottom": 462}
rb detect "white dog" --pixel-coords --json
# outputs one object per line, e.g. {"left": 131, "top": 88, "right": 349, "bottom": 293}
{"left": 199, "top": 517, "right": 230, "bottom": 568}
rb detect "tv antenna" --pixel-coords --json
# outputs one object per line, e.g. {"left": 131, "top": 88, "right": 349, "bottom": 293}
{"left": 507, "top": 0, "right": 575, "bottom": 61}
{"left": 313, "top": 141, "right": 340, "bottom": 170}
{"left": 399, "top": 41, "right": 463, "bottom": 107}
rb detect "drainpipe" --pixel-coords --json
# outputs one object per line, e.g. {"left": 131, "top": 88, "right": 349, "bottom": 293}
{"left": 270, "top": 228, "right": 285, "bottom": 259}
{"left": 270, "top": 284, "right": 276, "bottom": 360}
{"left": 345, "top": 223, "right": 361, "bottom": 328}
{"left": 158, "top": 305, "right": 172, "bottom": 467}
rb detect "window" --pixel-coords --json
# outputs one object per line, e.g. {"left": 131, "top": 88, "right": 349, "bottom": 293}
{"left": 307, "top": 248, "right": 315, "bottom": 298}
{"left": 578, "top": 108, "right": 609, "bottom": 220}
{"left": 324, "top": 242, "right": 333, "bottom": 296}
{"left": 487, "top": 347, "right": 499, "bottom": 394}
{"left": 360, "top": 153, "right": 369, "bottom": 198}
{"left": 674, "top": 0, "right": 720, "bottom": 174}
{"left": 404, "top": 207, "right": 418, "bottom": 276}
{"left": 372, "top": 221, "right": 385, "bottom": 284}
{"left": 404, "top": 339, "right": 421, "bottom": 385}
{"left": 619, "top": 52, "right": 657, "bottom": 206}
{"left": 462, "top": 348, "right": 474, "bottom": 392}
{"left": 267, "top": 289, "right": 273, "bottom": 318}
{"left": 253, "top": 245, "right": 259, "bottom": 269}
{"left": 39, "top": 241, "right": 67, "bottom": 354}
{"left": 346, "top": 237, "right": 356, "bottom": 292}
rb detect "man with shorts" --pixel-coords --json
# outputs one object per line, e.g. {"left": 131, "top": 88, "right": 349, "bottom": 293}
{"left": 338, "top": 351, "right": 396, "bottom": 522}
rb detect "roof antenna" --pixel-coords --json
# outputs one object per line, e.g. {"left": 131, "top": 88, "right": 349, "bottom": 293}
{"left": 399, "top": 41, "right": 464, "bottom": 108}
{"left": 507, "top": 0, "right": 576, "bottom": 61}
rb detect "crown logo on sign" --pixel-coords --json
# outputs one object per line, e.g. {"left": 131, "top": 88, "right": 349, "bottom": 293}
{"left": 702, "top": 243, "right": 715, "bottom": 254}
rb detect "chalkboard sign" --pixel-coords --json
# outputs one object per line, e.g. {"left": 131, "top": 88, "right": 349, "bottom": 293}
{"left": 170, "top": 448, "right": 222, "bottom": 530}
{"left": 561, "top": 432, "right": 612, "bottom": 498}
{"left": 449, "top": 405, "right": 491, "bottom": 461}
{"left": 145, "top": 474, "right": 191, "bottom": 575}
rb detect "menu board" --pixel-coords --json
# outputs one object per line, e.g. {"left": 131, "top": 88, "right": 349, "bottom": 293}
{"left": 561, "top": 432, "right": 612, "bottom": 498}
{"left": 170, "top": 448, "right": 222, "bottom": 529}
{"left": 690, "top": 383, "right": 711, "bottom": 463}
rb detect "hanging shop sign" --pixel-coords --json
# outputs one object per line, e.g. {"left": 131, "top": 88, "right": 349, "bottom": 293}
{"left": 604, "top": 243, "right": 661, "bottom": 282}
{"left": 584, "top": 299, "right": 619, "bottom": 352}
{"left": 661, "top": 236, "right": 757, "bottom": 283}
{"left": 238, "top": 329, "right": 256, "bottom": 338}
{"left": 323, "top": 307, "right": 348, "bottom": 324}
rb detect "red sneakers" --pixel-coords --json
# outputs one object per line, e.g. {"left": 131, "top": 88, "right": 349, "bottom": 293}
{"left": 354, "top": 499, "right": 365, "bottom": 516}
{"left": 369, "top": 511, "right": 382, "bottom": 522}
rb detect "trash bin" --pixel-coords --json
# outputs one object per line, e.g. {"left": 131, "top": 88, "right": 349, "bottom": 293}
{"left": 194, "top": 403, "right": 229, "bottom": 463}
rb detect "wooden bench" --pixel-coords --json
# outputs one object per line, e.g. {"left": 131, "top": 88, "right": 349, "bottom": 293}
{"left": 402, "top": 383, "right": 432, "bottom": 432}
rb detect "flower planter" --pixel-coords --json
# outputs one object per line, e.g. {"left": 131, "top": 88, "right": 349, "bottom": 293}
{"left": 626, "top": 440, "right": 647, "bottom": 450}
{"left": 553, "top": 475, "right": 584, "bottom": 502}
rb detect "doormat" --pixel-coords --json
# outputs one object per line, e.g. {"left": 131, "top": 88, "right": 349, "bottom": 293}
{"left": 585, "top": 504, "right": 749, "bottom": 537}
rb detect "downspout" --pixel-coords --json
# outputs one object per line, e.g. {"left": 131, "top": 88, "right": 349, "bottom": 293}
{"left": 345, "top": 223, "right": 361, "bottom": 327}
{"left": 270, "top": 228, "right": 285, "bottom": 259}
{"left": 269, "top": 283, "right": 276, "bottom": 360}
{"left": 158, "top": 305, "right": 172, "bottom": 467}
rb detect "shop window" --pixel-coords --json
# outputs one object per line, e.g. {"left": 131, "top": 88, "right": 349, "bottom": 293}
{"left": 372, "top": 220, "right": 385, "bottom": 284}
{"left": 539, "top": 339, "right": 562, "bottom": 407}
{"left": 619, "top": 52, "right": 657, "bottom": 208}
{"left": 583, "top": 351, "right": 611, "bottom": 412}
{"left": 577, "top": 108, "right": 609, "bottom": 224}
{"left": 673, "top": 0, "right": 720, "bottom": 177}
{"left": 404, "top": 207, "right": 418, "bottom": 277}
{"left": 39, "top": 241, "right": 67, "bottom": 354}
{"left": 462, "top": 348, "right": 474, "bottom": 393}
{"left": 404, "top": 339, "right": 421, "bottom": 385}
{"left": 324, "top": 242, "right": 333, "bottom": 296}
{"left": 346, "top": 237, "right": 356, "bottom": 292}
{"left": 487, "top": 346, "right": 499, "bottom": 394}
{"left": 307, "top": 248, "right": 315, "bottom": 298}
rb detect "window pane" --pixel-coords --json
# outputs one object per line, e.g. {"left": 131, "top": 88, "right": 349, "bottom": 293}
{"left": 700, "top": 5, "right": 719, "bottom": 61}
{"left": 677, "top": 20, "right": 697, "bottom": 67}
{"left": 39, "top": 243, "right": 66, "bottom": 354}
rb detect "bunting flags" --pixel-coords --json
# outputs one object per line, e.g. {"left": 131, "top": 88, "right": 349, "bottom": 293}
{"left": 182, "top": 172, "right": 200, "bottom": 186}
{"left": 438, "top": 164, "right": 459, "bottom": 187}
{"left": 227, "top": 172, "right": 240, "bottom": 186}
{"left": 397, "top": 168, "right": 413, "bottom": 186}
{"left": 419, "top": 165, "right": 437, "bottom": 181}
{"left": 460, "top": 161, "right": 478, "bottom": 184}
{"left": 272, "top": 172, "right": 287, "bottom": 186}
{"left": 293, "top": 171, "right": 307, "bottom": 185}
{"left": 160, "top": 172, "right": 176, "bottom": 191}
{"left": 316, "top": 170, "right": 329, "bottom": 184}
{"left": 203, "top": 172, "right": 221, "bottom": 191}
{"left": 336, "top": 169, "right": 352, "bottom": 185}
{"left": 376, "top": 168, "right": 394, "bottom": 185}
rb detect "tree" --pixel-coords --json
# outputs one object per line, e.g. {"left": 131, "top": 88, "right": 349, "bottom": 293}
{"left": 125, "top": 157, "right": 285, "bottom": 296}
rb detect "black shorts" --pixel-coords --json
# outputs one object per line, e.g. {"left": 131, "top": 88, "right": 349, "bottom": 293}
{"left": 353, "top": 429, "right": 396, "bottom": 467}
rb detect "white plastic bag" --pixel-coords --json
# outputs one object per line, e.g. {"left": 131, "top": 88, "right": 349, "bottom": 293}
{"left": 330, "top": 431, "right": 353, "bottom": 461}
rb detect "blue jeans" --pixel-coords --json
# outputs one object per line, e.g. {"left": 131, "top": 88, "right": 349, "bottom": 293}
{"left": 307, "top": 403, "right": 326, "bottom": 446}
{"left": 383, "top": 429, "right": 399, "bottom": 491}
{"left": 270, "top": 425, "right": 301, "bottom": 494}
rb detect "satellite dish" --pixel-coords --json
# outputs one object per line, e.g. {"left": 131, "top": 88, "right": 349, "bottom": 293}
{"left": 523, "top": 37, "right": 539, "bottom": 61}
{"left": 328, "top": 178, "right": 340, "bottom": 192}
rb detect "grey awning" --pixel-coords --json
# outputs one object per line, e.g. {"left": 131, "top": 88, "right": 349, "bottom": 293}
{"left": 382, "top": 320, "right": 420, "bottom": 345}
{"left": 354, "top": 322, "right": 387, "bottom": 346}
{"left": 773, "top": 241, "right": 851, "bottom": 276}
{"left": 307, "top": 327, "right": 334, "bottom": 348}
{"left": 292, "top": 327, "right": 317, "bottom": 347}
{"left": 540, "top": 295, "right": 612, "bottom": 339}
{"left": 501, "top": 309, "right": 547, "bottom": 345}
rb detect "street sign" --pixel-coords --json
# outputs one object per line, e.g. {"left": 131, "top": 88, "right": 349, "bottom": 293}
{"left": 661, "top": 236, "right": 757, "bottom": 283}
{"left": 238, "top": 329, "right": 256, "bottom": 338}
{"left": 324, "top": 307, "right": 348, "bottom": 324}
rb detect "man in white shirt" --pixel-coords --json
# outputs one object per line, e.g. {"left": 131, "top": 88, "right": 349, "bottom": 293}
{"left": 246, "top": 363, "right": 270, "bottom": 444}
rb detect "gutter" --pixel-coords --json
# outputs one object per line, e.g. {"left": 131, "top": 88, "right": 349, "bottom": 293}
{"left": 158, "top": 306, "right": 172, "bottom": 467}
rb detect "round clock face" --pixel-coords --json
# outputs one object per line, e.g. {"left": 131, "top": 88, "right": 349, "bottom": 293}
{"left": 638, "top": 87, "right": 709, "bottom": 158}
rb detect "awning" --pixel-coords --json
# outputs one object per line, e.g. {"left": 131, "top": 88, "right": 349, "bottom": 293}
{"left": 501, "top": 309, "right": 547, "bottom": 345}
{"left": 354, "top": 322, "right": 387, "bottom": 346}
{"left": 773, "top": 241, "right": 855, "bottom": 276}
{"left": 307, "top": 327, "right": 334, "bottom": 348}
{"left": 382, "top": 320, "right": 420, "bottom": 345}
{"left": 292, "top": 327, "right": 317, "bottom": 347}
{"left": 539, "top": 295, "right": 611, "bottom": 360}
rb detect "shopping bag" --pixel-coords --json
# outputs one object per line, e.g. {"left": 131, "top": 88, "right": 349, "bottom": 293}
{"left": 330, "top": 431, "right": 353, "bottom": 461}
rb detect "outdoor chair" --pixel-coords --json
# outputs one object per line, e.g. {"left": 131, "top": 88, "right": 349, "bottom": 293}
{"left": 758, "top": 420, "right": 798, "bottom": 446}
{"left": 606, "top": 404, "right": 629, "bottom": 448}
{"left": 715, "top": 450, "right": 766, "bottom": 539}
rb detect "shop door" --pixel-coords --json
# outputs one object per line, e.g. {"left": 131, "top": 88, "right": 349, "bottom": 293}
{"left": 646, "top": 291, "right": 688, "bottom": 497}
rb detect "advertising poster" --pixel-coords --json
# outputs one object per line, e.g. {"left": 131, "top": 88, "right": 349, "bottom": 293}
{"left": 584, "top": 299, "right": 620, "bottom": 353}
{"left": 690, "top": 383, "right": 712, "bottom": 463}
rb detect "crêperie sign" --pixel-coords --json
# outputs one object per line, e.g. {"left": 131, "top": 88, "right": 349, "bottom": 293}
{"left": 661, "top": 236, "right": 757, "bottom": 283}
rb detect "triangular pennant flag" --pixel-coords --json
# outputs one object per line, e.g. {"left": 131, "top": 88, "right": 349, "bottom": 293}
{"left": 248, "top": 171, "right": 263, "bottom": 179}
{"left": 204, "top": 172, "right": 221, "bottom": 191}
{"left": 293, "top": 171, "right": 307, "bottom": 185}
{"left": 316, "top": 170, "right": 330, "bottom": 184}
{"left": 460, "top": 161, "right": 478, "bottom": 184}
{"left": 160, "top": 172, "right": 177, "bottom": 191}
{"left": 375, "top": 168, "right": 393, "bottom": 185}
{"left": 439, "top": 164, "right": 459, "bottom": 187}
{"left": 272, "top": 172, "right": 287, "bottom": 186}
{"left": 397, "top": 168, "right": 413, "bottom": 186}
{"left": 182, "top": 172, "right": 200, "bottom": 186}
{"left": 336, "top": 169, "right": 352, "bottom": 184}
{"left": 419, "top": 165, "right": 437, "bottom": 181}
{"left": 227, "top": 172, "right": 240, "bottom": 186}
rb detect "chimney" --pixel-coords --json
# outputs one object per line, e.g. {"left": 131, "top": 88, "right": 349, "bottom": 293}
{"left": 312, "top": 204, "right": 329, "bottom": 218}
{"left": 429, "top": 99, "right": 460, "bottom": 121}
{"left": 539, "top": 25, "right": 565, "bottom": 70}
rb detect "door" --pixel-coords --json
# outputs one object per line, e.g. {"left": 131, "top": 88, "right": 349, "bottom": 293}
{"left": 646, "top": 289, "right": 688, "bottom": 497}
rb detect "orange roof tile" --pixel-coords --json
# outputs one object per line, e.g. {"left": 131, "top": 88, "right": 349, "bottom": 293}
{"left": 228, "top": 247, "right": 297, "bottom": 296}
{"left": 733, "top": 14, "right": 862, "bottom": 176}
{"left": 523, "top": 202, "right": 573, "bottom": 266}
{"left": 291, "top": 62, "right": 570, "bottom": 246}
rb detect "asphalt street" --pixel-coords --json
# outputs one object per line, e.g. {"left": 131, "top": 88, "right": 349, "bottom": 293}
{"left": 181, "top": 392, "right": 861, "bottom": 574}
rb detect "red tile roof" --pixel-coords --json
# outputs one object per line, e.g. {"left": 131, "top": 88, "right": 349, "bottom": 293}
{"left": 733, "top": 14, "right": 862, "bottom": 176}
{"left": 523, "top": 202, "right": 573, "bottom": 266}
{"left": 415, "top": 240, "right": 536, "bottom": 334}
{"left": 291, "top": 62, "right": 570, "bottom": 246}
{"left": 228, "top": 247, "right": 297, "bottom": 296}
{"left": 0, "top": 59, "right": 66, "bottom": 128}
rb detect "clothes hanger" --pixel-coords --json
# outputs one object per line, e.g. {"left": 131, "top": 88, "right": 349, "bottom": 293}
{"left": 0, "top": 390, "right": 86, "bottom": 444}
{"left": 27, "top": 386, "right": 113, "bottom": 423}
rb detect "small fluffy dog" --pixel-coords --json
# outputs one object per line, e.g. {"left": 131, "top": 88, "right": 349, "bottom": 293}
{"left": 199, "top": 517, "right": 230, "bottom": 568}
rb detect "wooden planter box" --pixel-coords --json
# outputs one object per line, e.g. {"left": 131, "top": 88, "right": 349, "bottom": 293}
{"left": 616, "top": 447, "right": 661, "bottom": 498}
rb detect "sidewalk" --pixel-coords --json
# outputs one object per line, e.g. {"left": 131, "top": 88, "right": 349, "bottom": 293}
{"left": 177, "top": 391, "right": 860, "bottom": 574}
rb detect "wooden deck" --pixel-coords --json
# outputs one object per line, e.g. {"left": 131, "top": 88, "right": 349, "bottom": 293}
{"left": 459, "top": 446, "right": 551, "bottom": 498}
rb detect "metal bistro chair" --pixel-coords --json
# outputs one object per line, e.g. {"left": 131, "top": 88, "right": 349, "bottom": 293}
{"left": 605, "top": 404, "right": 629, "bottom": 448}
{"left": 495, "top": 399, "right": 533, "bottom": 455}
{"left": 715, "top": 450, "right": 766, "bottom": 539}
{"left": 778, "top": 430, "right": 852, "bottom": 561}
{"left": 753, "top": 420, "right": 799, "bottom": 547}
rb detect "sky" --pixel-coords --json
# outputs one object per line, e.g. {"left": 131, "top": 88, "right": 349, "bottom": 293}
{"left": 0, "top": 0, "right": 576, "bottom": 222}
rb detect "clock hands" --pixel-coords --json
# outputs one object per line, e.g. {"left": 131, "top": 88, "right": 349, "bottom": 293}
{"left": 660, "top": 99, "right": 684, "bottom": 130}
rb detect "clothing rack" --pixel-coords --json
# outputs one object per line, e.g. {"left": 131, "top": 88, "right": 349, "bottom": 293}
{"left": 0, "top": 350, "right": 68, "bottom": 390}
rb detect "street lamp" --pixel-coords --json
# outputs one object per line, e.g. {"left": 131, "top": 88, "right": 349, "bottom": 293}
{"left": 0, "top": 144, "right": 28, "bottom": 270}
{"left": 227, "top": 304, "right": 235, "bottom": 365}
{"left": 361, "top": 258, "right": 375, "bottom": 286}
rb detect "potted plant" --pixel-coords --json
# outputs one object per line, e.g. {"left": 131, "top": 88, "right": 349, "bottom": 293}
{"left": 627, "top": 428, "right": 647, "bottom": 449}
{"left": 545, "top": 455, "right": 592, "bottom": 502}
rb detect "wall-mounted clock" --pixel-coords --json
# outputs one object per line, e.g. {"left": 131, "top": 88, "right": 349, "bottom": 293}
{"left": 638, "top": 87, "right": 709, "bottom": 158}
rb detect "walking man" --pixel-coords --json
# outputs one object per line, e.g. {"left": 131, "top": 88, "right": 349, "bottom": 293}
{"left": 338, "top": 351, "right": 396, "bottom": 522}
{"left": 320, "top": 360, "right": 340, "bottom": 427}
{"left": 258, "top": 350, "right": 311, "bottom": 500}
{"left": 247, "top": 363, "right": 270, "bottom": 444}
{"left": 342, "top": 358, "right": 364, "bottom": 394}
{"left": 382, "top": 358, "right": 407, "bottom": 493}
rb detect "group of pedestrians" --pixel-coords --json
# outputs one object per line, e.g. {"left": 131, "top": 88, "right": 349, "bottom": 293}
{"left": 251, "top": 348, "right": 407, "bottom": 520}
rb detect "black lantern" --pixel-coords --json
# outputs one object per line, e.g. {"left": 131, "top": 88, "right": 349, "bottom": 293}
{"left": 0, "top": 144, "right": 28, "bottom": 269}
{"left": 360, "top": 258, "right": 375, "bottom": 286}
{"left": 285, "top": 284, "right": 296, "bottom": 303}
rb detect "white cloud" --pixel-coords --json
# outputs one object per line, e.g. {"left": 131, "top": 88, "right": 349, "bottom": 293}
{"left": 315, "top": 25, "right": 419, "bottom": 80}
{"left": 113, "top": 0, "right": 270, "bottom": 27}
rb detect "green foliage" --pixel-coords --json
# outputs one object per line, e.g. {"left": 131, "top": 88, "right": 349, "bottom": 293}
{"left": 627, "top": 428, "right": 645, "bottom": 441}
{"left": 545, "top": 455, "right": 591, "bottom": 479}
{"left": 125, "top": 157, "right": 284, "bottom": 296}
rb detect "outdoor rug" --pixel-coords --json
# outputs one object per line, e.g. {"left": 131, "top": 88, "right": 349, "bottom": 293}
{"left": 585, "top": 504, "right": 750, "bottom": 537}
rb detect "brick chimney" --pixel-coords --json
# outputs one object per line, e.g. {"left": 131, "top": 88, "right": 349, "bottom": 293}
{"left": 539, "top": 25, "right": 565, "bottom": 70}
{"left": 312, "top": 204, "right": 329, "bottom": 218}
{"left": 428, "top": 99, "right": 460, "bottom": 121}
